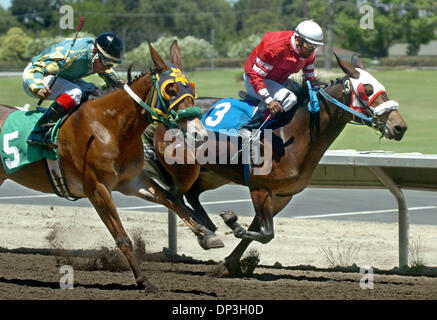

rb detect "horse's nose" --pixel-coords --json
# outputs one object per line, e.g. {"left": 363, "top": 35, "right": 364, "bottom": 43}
{"left": 394, "top": 124, "right": 407, "bottom": 141}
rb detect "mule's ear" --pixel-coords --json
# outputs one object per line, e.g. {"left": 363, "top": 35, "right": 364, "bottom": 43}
{"left": 170, "top": 40, "right": 183, "bottom": 70}
{"left": 351, "top": 53, "right": 366, "bottom": 70}
{"left": 149, "top": 41, "right": 168, "bottom": 73}
{"left": 334, "top": 51, "right": 360, "bottom": 79}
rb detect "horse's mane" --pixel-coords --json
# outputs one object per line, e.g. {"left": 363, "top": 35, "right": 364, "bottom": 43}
{"left": 87, "top": 65, "right": 153, "bottom": 101}
{"left": 324, "top": 76, "right": 346, "bottom": 89}
{"left": 277, "top": 76, "right": 343, "bottom": 143}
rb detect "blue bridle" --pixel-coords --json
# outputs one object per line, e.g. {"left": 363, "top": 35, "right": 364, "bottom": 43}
{"left": 306, "top": 79, "right": 373, "bottom": 124}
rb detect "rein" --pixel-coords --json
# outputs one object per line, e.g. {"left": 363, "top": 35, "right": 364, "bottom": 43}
{"left": 318, "top": 87, "right": 373, "bottom": 123}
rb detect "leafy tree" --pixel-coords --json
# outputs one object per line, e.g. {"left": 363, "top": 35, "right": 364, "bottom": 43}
{"left": 0, "top": 7, "right": 19, "bottom": 38}
{"left": 10, "top": 0, "right": 63, "bottom": 35}
{"left": 0, "top": 27, "right": 32, "bottom": 62}
{"left": 398, "top": 0, "right": 437, "bottom": 56}
{"left": 72, "top": 0, "right": 126, "bottom": 37}
{"left": 234, "top": 0, "right": 286, "bottom": 34}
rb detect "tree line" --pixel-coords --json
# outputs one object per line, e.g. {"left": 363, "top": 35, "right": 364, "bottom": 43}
{"left": 0, "top": 0, "right": 436, "bottom": 61}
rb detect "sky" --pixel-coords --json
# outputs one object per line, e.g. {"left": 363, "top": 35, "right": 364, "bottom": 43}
{"left": 0, "top": 0, "right": 11, "bottom": 10}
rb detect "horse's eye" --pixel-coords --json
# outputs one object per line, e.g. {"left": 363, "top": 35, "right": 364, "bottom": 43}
{"left": 363, "top": 84, "right": 374, "bottom": 97}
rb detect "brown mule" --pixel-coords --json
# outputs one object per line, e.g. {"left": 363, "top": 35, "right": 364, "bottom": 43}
{"left": 158, "top": 54, "right": 408, "bottom": 272}
{"left": 0, "top": 41, "right": 214, "bottom": 292}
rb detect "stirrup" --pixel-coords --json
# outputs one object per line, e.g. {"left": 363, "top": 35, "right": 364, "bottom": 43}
{"left": 238, "top": 128, "right": 253, "bottom": 140}
{"left": 238, "top": 129, "right": 264, "bottom": 146}
{"left": 143, "top": 144, "right": 157, "bottom": 161}
{"left": 27, "top": 131, "right": 57, "bottom": 149}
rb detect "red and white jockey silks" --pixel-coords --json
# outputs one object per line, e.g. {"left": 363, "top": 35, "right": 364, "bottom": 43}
{"left": 244, "top": 31, "right": 316, "bottom": 104}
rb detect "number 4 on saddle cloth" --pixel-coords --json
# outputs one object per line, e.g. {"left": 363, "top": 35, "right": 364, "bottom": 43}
{"left": 0, "top": 108, "right": 60, "bottom": 174}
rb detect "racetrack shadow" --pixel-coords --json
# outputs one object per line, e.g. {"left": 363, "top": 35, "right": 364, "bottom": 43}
{"left": 0, "top": 276, "right": 140, "bottom": 291}
{"left": 252, "top": 273, "right": 413, "bottom": 286}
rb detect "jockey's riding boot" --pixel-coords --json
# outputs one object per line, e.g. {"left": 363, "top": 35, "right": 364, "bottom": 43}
{"left": 238, "top": 128, "right": 253, "bottom": 141}
{"left": 27, "top": 101, "right": 67, "bottom": 149}
{"left": 238, "top": 107, "right": 269, "bottom": 142}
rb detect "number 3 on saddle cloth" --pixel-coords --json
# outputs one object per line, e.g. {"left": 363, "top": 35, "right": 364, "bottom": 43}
{"left": 201, "top": 98, "right": 279, "bottom": 184}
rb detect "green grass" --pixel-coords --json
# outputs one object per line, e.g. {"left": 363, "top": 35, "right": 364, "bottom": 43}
{"left": 187, "top": 68, "right": 245, "bottom": 99}
{"left": 1, "top": 68, "right": 436, "bottom": 153}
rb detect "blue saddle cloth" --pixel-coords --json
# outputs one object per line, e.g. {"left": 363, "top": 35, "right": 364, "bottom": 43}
{"left": 201, "top": 98, "right": 257, "bottom": 136}
{"left": 201, "top": 98, "right": 260, "bottom": 185}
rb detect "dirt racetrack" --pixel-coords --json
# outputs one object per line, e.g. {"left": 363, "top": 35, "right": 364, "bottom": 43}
{"left": 0, "top": 204, "right": 436, "bottom": 300}
{"left": 1, "top": 250, "right": 437, "bottom": 300}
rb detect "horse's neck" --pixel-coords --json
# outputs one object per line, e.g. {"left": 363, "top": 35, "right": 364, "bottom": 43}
{"left": 88, "top": 77, "right": 151, "bottom": 138}
{"left": 318, "top": 82, "right": 352, "bottom": 147}
{"left": 282, "top": 82, "right": 352, "bottom": 169}
{"left": 130, "top": 75, "right": 153, "bottom": 102}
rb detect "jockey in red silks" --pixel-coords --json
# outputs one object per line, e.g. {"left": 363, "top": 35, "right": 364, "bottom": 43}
{"left": 240, "top": 20, "right": 324, "bottom": 139}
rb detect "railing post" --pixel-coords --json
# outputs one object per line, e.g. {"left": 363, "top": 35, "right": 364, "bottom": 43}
{"left": 168, "top": 209, "right": 177, "bottom": 255}
{"left": 370, "top": 167, "right": 409, "bottom": 268}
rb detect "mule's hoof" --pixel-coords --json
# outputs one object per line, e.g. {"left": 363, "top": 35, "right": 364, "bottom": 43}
{"left": 136, "top": 275, "right": 158, "bottom": 293}
{"left": 197, "top": 232, "right": 224, "bottom": 250}
{"left": 220, "top": 210, "right": 238, "bottom": 227}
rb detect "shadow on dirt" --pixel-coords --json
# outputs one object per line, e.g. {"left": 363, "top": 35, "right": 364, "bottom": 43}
{"left": 1, "top": 246, "right": 437, "bottom": 280}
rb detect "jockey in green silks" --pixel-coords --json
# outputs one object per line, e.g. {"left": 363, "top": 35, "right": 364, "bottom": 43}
{"left": 22, "top": 32, "right": 124, "bottom": 148}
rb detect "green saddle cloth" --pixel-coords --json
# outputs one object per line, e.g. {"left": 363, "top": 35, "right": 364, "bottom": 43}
{"left": 0, "top": 109, "right": 59, "bottom": 174}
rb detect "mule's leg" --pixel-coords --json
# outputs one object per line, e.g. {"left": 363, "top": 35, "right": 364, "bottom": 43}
{"left": 116, "top": 171, "right": 224, "bottom": 250}
{"left": 85, "top": 179, "right": 157, "bottom": 292}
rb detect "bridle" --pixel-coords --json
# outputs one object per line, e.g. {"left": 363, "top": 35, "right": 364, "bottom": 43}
{"left": 123, "top": 68, "right": 203, "bottom": 129}
{"left": 318, "top": 75, "right": 399, "bottom": 133}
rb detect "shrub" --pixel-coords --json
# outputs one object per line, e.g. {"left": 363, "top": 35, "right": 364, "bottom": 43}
{"left": 226, "top": 34, "right": 263, "bottom": 59}
{"left": 379, "top": 56, "right": 437, "bottom": 67}
{"left": 125, "top": 36, "right": 216, "bottom": 71}
{"left": 24, "top": 31, "right": 95, "bottom": 60}
{"left": 0, "top": 27, "right": 32, "bottom": 62}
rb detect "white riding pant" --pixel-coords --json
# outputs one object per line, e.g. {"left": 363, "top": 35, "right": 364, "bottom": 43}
{"left": 243, "top": 73, "right": 298, "bottom": 112}
{"left": 23, "top": 63, "right": 97, "bottom": 105}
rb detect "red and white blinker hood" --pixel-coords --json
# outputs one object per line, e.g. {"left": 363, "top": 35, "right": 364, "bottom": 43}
{"left": 349, "top": 68, "right": 399, "bottom": 116}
